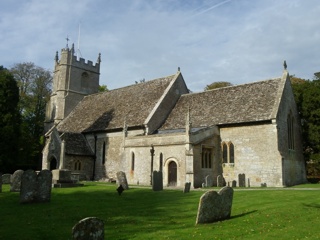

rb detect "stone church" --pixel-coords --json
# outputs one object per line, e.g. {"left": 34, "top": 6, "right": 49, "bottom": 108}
{"left": 42, "top": 44, "right": 307, "bottom": 188}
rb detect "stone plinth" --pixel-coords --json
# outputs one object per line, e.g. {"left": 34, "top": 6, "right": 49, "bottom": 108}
{"left": 52, "top": 169, "right": 72, "bottom": 183}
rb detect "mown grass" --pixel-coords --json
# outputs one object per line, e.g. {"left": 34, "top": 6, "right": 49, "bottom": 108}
{"left": 1, "top": 182, "right": 320, "bottom": 239}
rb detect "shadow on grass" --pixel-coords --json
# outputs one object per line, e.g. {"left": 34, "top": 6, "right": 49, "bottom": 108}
{"left": 302, "top": 203, "right": 320, "bottom": 208}
{"left": 231, "top": 210, "right": 258, "bottom": 219}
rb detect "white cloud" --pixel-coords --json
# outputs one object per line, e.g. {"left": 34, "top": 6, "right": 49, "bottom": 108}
{"left": 1, "top": 0, "right": 320, "bottom": 92}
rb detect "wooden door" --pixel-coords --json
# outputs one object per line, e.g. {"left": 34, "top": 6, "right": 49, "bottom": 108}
{"left": 168, "top": 161, "right": 177, "bottom": 186}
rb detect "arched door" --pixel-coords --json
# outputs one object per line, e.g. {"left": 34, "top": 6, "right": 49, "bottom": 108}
{"left": 50, "top": 158, "right": 57, "bottom": 170}
{"left": 168, "top": 161, "right": 177, "bottom": 186}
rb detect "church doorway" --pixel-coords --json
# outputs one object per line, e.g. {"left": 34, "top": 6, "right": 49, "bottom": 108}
{"left": 50, "top": 157, "right": 57, "bottom": 170}
{"left": 168, "top": 161, "right": 177, "bottom": 186}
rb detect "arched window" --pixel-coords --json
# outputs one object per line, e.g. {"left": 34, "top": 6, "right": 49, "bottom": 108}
{"left": 74, "top": 160, "right": 81, "bottom": 171}
{"left": 229, "top": 143, "right": 234, "bottom": 164}
{"left": 202, "top": 147, "right": 213, "bottom": 169}
{"left": 102, "top": 141, "right": 106, "bottom": 165}
{"left": 131, "top": 152, "right": 135, "bottom": 171}
{"left": 159, "top": 153, "right": 163, "bottom": 172}
{"left": 222, "top": 143, "right": 228, "bottom": 163}
{"left": 81, "top": 72, "right": 89, "bottom": 88}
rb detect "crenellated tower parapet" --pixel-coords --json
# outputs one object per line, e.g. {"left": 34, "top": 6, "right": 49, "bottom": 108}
{"left": 45, "top": 44, "right": 101, "bottom": 132}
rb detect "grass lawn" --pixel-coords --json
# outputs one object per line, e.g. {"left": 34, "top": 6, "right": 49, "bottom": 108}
{"left": 1, "top": 182, "right": 320, "bottom": 239}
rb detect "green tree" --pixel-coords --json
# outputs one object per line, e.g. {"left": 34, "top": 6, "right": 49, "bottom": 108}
{"left": 99, "top": 84, "right": 109, "bottom": 92}
{"left": 0, "top": 66, "right": 20, "bottom": 173}
{"left": 204, "top": 81, "right": 232, "bottom": 91}
{"left": 10, "top": 62, "right": 52, "bottom": 170}
{"left": 291, "top": 76, "right": 320, "bottom": 163}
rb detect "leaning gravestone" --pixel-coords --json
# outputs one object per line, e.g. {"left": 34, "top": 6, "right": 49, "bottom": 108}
{"left": 2, "top": 174, "right": 12, "bottom": 184}
{"left": 10, "top": 170, "right": 24, "bottom": 192}
{"left": 205, "top": 175, "right": 213, "bottom": 187}
{"left": 72, "top": 217, "right": 104, "bottom": 240}
{"left": 116, "top": 171, "right": 129, "bottom": 190}
{"left": 20, "top": 170, "right": 37, "bottom": 203}
{"left": 196, "top": 186, "right": 234, "bottom": 224}
{"left": 152, "top": 171, "right": 163, "bottom": 191}
{"left": 36, "top": 170, "right": 52, "bottom": 202}
{"left": 183, "top": 182, "right": 191, "bottom": 193}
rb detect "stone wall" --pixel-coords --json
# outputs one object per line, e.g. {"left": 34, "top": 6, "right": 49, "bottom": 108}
{"left": 220, "top": 123, "right": 283, "bottom": 187}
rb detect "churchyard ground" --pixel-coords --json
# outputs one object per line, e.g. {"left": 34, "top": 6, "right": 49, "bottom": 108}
{"left": 0, "top": 182, "right": 320, "bottom": 239}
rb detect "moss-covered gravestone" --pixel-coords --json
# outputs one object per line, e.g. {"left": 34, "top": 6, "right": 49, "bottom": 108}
{"left": 196, "top": 186, "right": 233, "bottom": 224}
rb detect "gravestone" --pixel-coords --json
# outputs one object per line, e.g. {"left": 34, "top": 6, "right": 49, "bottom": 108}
{"left": 238, "top": 173, "right": 246, "bottom": 187}
{"left": 20, "top": 170, "right": 37, "bottom": 203}
{"left": 2, "top": 174, "right": 12, "bottom": 184}
{"left": 183, "top": 182, "right": 191, "bottom": 193}
{"left": 116, "top": 171, "right": 129, "bottom": 190}
{"left": 36, "top": 170, "right": 52, "bottom": 202}
{"left": 152, "top": 171, "right": 163, "bottom": 191}
{"left": 196, "top": 186, "right": 234, "bottom": 224}
{"left": 72, "top": 217, "right": 104, "bottom": 240}
{"left": 231, "top": 180, "right": 237, "bottom": 188}
{"left": 10, "top": 170, "right": 24, "bottom": 192}
{"left": 205, "top": 175, "right": 213, "bottom": 187}
{"left": 20, "top": 170, "right": 53, "bottom": 204}
{"left": 217, "top": 175, "right": 223, "bottom": 187}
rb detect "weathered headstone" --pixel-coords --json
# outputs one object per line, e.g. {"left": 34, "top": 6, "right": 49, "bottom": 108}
{"left": 20, "top": 170, "right": 53, "bottom": 204}
{"left": 205, "top": 175, "right": 213, "bottom": 187}
{"left": 72, "top": 217, "right": 104, "bottom": 240}
{"left": 217, "top": 175, "right": 223, "bottom": 187}
{"left": 196, "top": 186, "right": 234, "bottom": 224}
{"left": 10, "top": 170, "right": 24, "bottom": 192}
{"left": 183, "top": 182, "right": 191, "bottom": 193}
{"left": 238, "top": 173, "right": 246, "bottom": 187}
{"left": 231, "top": 180, "right": 237, "bottom": 188}
{"left": 116, "top": 171, "right": 129, "bottom": 190}
{"left": 36, "top": 170, "right": 52, "bottom": 202}
{"left": 152, "top": 171, "right": 163, "bottom": 191}
{"left": 20, "top": 170, "right": 37, "bottom": 203}
{"left": 2, "top": 174, "right": 11, "bottom": 184}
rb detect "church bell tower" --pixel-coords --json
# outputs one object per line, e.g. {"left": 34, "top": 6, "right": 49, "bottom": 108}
{"left": 44, "top": 44, "right": 101, "bottom": 131}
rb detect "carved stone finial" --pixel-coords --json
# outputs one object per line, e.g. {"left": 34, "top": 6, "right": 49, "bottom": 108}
{"left": 97, "top": 53, "right": 101, "bottom": 64}
{"left": 283, "top": 60, "right": 287, "bottom": 70}
{"left": 178, "top": 67, "right": 180, "bottom": 72}
{"left": 65, "top": 35, "right": 69, "bottom": 49}
{"left": 55, "top": 51, "right": 59, "bottom": 62}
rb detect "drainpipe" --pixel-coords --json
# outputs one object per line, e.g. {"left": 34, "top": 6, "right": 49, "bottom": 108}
{"left": 92, "top": 134, "right": 97, "bottom": 181}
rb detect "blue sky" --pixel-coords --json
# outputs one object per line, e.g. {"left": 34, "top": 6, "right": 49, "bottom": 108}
{"left": 1, "top": 0, "right": 320, "bottom": 92}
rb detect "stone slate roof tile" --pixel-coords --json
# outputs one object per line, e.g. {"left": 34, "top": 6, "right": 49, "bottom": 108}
{"left": 63, "top": 132, "right": 94, "bottom": 156}
{"left": 57, "top": 74, "right": 176, "bottom": 133}
{"left": 161, "top": 78, "right": 282, "bottom": 130}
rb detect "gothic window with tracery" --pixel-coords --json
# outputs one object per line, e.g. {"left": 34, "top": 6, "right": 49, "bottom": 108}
{"left": 202, "top": 147, "right": 213, "bottom": 168}
{"left": 221, "top": 141, "right": 235, "bottom": 166}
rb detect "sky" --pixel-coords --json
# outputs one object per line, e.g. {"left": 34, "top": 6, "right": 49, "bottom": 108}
{"left": 1, "top": 0, "right": 320, "bottom": 92}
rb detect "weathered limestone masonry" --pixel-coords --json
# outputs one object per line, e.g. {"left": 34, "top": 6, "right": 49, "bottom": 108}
{"left": 44, "top": 44, "right": 100, "bottom": 132}
{"left": 41, "top": 45, "right": 307, "bottom": 189}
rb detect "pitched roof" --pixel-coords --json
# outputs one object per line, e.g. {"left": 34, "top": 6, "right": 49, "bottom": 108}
{"left": 160, "top": 77, "right": 284, "bottom": 130}
{"left": 57, "top": 74, "right": 176, "bottom": 133}
{"left": 63, "top": 132, "right": 94, "bottom": 156}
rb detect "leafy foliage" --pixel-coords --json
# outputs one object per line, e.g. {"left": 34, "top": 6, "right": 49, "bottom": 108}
{"left": 99, "top": 84, "right": 109, "bottom": 92}
{"left": 204, "top": 81, "right": 232, "bottom": 91}
{"left": 10, "top": 62, "right": 52, "bottom": 170}
{"left": 291, "top": 76, "right": 320, "bottom": 162}
{"left": 0, "top": 66, "right": 20, "bottom": 172}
